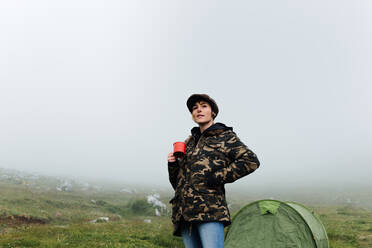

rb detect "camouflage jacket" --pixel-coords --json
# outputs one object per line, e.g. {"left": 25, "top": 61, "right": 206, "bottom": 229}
{"left": 168, "top": 122, "right": 260, "bottom": 236}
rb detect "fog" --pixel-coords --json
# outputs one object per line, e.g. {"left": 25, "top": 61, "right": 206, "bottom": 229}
{"left": 1, "top": 1, "right": 371, "bottom": 189}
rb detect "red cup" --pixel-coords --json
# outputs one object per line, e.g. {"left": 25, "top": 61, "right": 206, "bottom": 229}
{"left": 173, "top": 142, "right": 186, "bottom": 158}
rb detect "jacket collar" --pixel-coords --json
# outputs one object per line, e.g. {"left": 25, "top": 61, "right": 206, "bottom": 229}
{"left": 191, "top": 122, "right": 233, "bottom": 138}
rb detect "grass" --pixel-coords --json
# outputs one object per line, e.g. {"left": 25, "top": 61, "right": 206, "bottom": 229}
{"left": 0, "top": 218, "right": 183, "bottom": 248}
{"left": 315, "top": 206, "right": 372, "bottom": 248}
{"left": 1, "top": 174, "right": 372, "bottom": 247}
{"left": 0, "top": 180, "right": 183, "bottom": 247}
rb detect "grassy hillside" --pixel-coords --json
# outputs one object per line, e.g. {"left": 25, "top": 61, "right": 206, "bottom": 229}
{"left": 0, "top": 168, "right": 371, "bottom": 247}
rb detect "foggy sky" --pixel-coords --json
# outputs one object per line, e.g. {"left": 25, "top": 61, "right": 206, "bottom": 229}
{"left": 1, "top": 1, "right": 371, "bottom": 188}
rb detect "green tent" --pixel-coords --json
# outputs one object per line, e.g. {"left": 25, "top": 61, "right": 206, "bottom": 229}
{"left": 225, "top": 199, "right": 329, "bottom": 248}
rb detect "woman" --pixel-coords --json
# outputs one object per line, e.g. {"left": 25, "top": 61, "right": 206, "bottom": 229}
{"left": 168, "top": 94, "right": 260, "bottom": 248}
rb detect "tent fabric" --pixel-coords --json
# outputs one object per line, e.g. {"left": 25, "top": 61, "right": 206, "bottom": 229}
{"left": 225, "top": 200, "right": 329, "bottom": 248}
{"left": 286, "top": 202, "right": 329, "bottom": 248}
{"left": 258, "top": 200, "right": 281, "bottom": 215}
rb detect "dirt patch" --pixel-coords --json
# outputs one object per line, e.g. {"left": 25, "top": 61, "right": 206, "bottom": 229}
{"left": 0, "top": 214, "right": 49, "bottom": 225}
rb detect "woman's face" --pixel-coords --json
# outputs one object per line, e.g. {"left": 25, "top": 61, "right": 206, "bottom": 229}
{"left": 192, "top": 101, "right": 214, "bottom": 125}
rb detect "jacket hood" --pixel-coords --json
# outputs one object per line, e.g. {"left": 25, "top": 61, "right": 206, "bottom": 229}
{"left": 191, "top": 122, "right": 233, "bottom": 137}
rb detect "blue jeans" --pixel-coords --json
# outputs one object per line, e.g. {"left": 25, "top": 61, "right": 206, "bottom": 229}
{"left": 181, "top": 221, "right": 224, "bottom": 248}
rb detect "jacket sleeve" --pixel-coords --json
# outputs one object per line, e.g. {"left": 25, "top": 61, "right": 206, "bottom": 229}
{"left": 208, "top": 131, "right": 260, "bottom": 186}
{"left": 168, "top": 135, "right": 192, "bottom": 190}
{"left": 168, "top": 161, "right": 179, "bottom": 190}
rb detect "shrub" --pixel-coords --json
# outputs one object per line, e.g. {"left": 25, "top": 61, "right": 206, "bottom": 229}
{"left": 130, "top": 199, "right": 153, "bottom": 216}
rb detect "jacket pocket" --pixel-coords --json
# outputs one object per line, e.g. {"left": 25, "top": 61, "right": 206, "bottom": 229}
{"left": 204, "top": 140, "right": 230, "bottom": 163}
{"left": 193, "top": 184, "right": 220, "bottom": 195}
{"left": 204, "top": 139, "right": 222, "bottom": 149}
{"left": 192, "top": 187, "right": 224, "bottom": 216}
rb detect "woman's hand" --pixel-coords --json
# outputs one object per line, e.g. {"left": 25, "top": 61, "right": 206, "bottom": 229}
{"left": 168, "top": 152, "right": 176, "bottom": 163}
